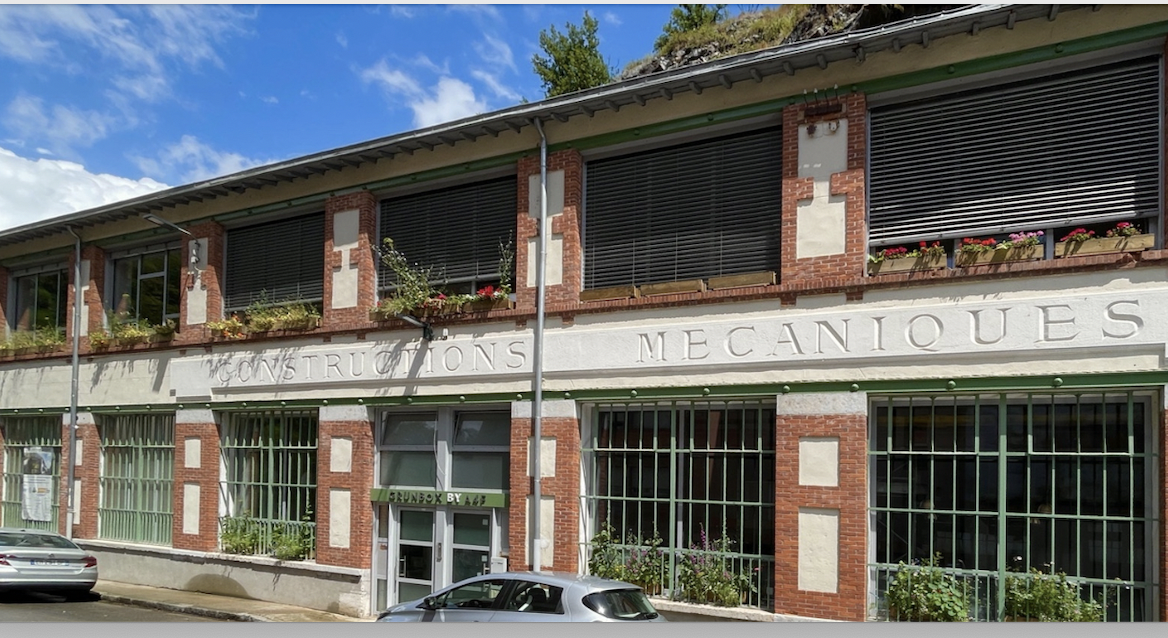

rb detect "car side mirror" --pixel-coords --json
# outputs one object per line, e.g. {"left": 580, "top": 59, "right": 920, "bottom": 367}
{"left": 422, "top": 596, "right": 441, "bottom": 610}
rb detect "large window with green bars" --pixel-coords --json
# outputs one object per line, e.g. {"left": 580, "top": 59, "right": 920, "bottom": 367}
{"left": 869, "top": 391, "right": 1153, "bottom": 622}
{"left": 1, "top": 416, "right": 62, "bottom": 530}
{"left": 581, "top": 400, "right": 776, "bottom": 610}
{"left": 220, "top": 410, "right": 317, "bottom": 560}
{"left": 98, "top": 414, "right": 174, "bottom": 545}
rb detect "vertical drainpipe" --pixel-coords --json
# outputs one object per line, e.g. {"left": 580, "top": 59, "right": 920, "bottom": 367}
{"left": 65, "top": 226, "right": 82, "bottom": 539}
{"left": 531, "top": 117, "right": 548, "bottom": 573}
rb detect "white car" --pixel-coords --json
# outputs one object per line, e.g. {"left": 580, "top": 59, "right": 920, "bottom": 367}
{"left": 0, "top": 527, "right": 98, "bottom": 600}
{"left": 377, "top": 571, "right": 666, "bottom": 622}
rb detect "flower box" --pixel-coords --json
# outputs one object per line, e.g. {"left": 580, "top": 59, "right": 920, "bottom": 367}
{"left": 707, "top": 271, "right": 775, "bottom": 290}
{"left": 465, "top": 298, "right": 512, "bottom": 313}
{"left": 1055, "top": 233, "right": 1154, "bottom": 258}
{"left": 956, "top": 244, "right": 1043, "bottom": 267}
{"left": 580, "top": 285, "right": 640, "bottom": 302}
{"left": 867, "top": 254, "right": 946, "bottom": 275}
{"left": 640, "top": 278, "right": 707, "bottom": 297}
{"left": 274, "top": 316, "right": 320, "bottom": 331}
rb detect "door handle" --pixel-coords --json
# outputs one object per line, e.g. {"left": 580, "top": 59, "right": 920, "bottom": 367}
{"left": 398, "top": 555, "right": 406, "bottom": 577}
{"left": 436, "top": 542, "right": 442, "bottom": 563}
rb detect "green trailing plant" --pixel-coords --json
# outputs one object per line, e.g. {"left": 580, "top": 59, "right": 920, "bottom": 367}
{"left": 497, "top": 233, "right": 515, "bottom": 296}
{"left": 674, "top": 524, "right": 756, "bottom": 607}
{"left": 372, "top": 237, "right": 441, "bottom": 318}
{"left": 270, "top": 510, "right": 315, "bottom": 561}
{"left": 6, "top": 326, "right": 66, "bottom": 351}
{"left": 884, "top": 553, "right": 969, "bottom": 621}
{"left": 206, "top": 314, "right": 247, "bottom": 339}
{"left": 624, "top": 532, "right": 666, "bottom": 594}
{"left": 587, "top": 523, "right": 627, "bottom": 581}
{"left": 244, "top": 293, "right": 321, "bottom": 332}
{"left": 88, "top": 329, "right": 111, "bottom": 350}
{"left": 220, "top": 516, "right": 262, "bottom": 555}
{"left": 153, "top": 319, "right": 177, "bottom": 338}
{"left": 1002, "top": 567, "right": 1105, "bottom": 622}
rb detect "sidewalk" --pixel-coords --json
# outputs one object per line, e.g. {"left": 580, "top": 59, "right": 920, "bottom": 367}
{"left": 93, "top": 580, "right": 375, "bottom": 622}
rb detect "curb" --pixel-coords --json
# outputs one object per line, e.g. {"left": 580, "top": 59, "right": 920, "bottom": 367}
{"left": 96, "top": 591, "right": 267, "bottom": 622}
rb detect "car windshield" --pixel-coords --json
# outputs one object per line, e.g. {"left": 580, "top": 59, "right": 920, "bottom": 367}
{"left": 0, "top": 532, "right": 79, "bottom": 549}
{"left": 582, "top": 589, "right": 659, "bottom": 620}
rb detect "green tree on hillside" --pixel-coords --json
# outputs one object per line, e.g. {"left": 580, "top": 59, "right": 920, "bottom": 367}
{"left": 655, "top": 4, "right": 729, "bottom": 50}
{"left": 531, "top": 11, "right": 613, "bottom": 98}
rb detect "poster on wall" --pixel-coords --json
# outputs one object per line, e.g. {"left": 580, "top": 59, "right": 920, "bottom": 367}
{"left": 21, "top": 446, "right": 53, "bottom": 522}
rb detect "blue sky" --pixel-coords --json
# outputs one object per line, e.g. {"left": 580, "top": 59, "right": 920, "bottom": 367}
{"left": 0, "top": 4, "right": 773, "bottom": 231}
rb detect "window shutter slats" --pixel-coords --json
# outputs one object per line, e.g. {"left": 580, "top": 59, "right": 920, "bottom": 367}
{"left": 585, "top": 127, "right": 782, "bottom": 289}
{"left": 224, "top": 213, "right": 325, "bottom": 309}
{"left": 869, "top": 57, "right": 1161, "bottom": 244}
{"left": 378, "top": 177, "right": 516, "bottom": 288}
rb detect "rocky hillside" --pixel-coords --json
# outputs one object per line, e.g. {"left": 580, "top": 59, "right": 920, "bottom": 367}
{"left": 619, "top": 4, "right": 965, "bottom": 80}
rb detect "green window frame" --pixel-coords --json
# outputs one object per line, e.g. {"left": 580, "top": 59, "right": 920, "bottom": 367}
{"left": 111, "top": 245, "right": 183, "bottom": 327}
{"left": 869, "top": 391, "right": 1153, "bottom": 622}
{"left": 582, "top": 400, "right": 776, "bottom": 610}
{"left": 220, "top": 410, "right": 317, "bottom": 557}
{"left": 11, "top": 267, "right": 67, "bottom": 333}
{"left": 1, "top": 416, "right": 62, "bottom": 530}
{"left": 376, "top": 409, "right": 510, "bottom": 492}
{"left": 98, "top": 414, "right": 174, "bottom": 546}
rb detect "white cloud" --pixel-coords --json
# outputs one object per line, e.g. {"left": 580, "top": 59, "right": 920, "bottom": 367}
{"left": 410, "top": 77, "right": 486, "bottom": 128}
{"left": 602, "top": 12, "right": 622, "bottom": 27}
{"left": 471, "top": 70, "right": 520, "bottom": 102}
{"left": 336, "top": 32, "right": 348, "bottom": 48}
{"left": 448, "top": 5, "right": 501, "bottom": 22}
{"left": 360, "top": 59, "right": 487, "bottom": 129}
{"left": 412, "top": 54, "right": 448, "bottom": 76}
{"left": 261, "top": 96, "right": 278, "bottom": 105}
{"left": 390, "top": 6, "right": 415, "bottom": 19}
{"left": 0, "top": 145, "right": 168, "bottom": 230}
{"left": 474, "top": 34, "right": 515, "bottom": 73}
{"left": 4, "top": 94, "right": 114, "bottom": 153}
{"left": 132, "top": 135, "right": 270, "bottom": 184}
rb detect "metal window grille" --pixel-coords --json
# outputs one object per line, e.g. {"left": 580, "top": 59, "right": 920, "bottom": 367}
{"left": 1, "top": 416, "right": 62, "bottom": 530}
{"left": 220, "top": 410, "right": 317, "bottom": 557}
{"left": 224, "top": 213, "right": 325, "bottom": 310}
{"left": 582, "top": 400, "right": 776, "bottom": 610}
{"left": 112, "top": 247, "right": 183, "bottom": 326}
{"left": 378, "top": 176, "right": 516, "bottom": 295}
{"left": 97, "top": 414, "right": 174, "bottom": 545}
{"left": 583, "top": 127, "right": 783, "bottom": 289}
{"left": 12, "top": 269, "right": 67, "bottom": 332}
{"left": 868, "top": 56, "right": 1161, "bottom": 245}
{"left": 868, "top": 391, "right": 1153, "bottom": 621}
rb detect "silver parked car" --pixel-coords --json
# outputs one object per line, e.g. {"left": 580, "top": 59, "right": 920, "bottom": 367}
{"left": 377, "top": 571, "right": 666, "bottom": 622}
{"left": 0, "top": 527, "right": 98, "bottom": 599}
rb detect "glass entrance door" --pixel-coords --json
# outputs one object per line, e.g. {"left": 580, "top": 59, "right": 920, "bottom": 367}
{"left": 396, "top": 509, "right": 435, "bottom": 604}
{"left": 392, "top": 507, "right": 497, "bottom": 605}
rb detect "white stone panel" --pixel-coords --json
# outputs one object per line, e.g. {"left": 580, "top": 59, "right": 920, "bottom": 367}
{"left": 330, "top": 437, "right": 353, "bottom": 473}
{"left": 176, "top": 409, "right": 215, "bottom": 424}
{"left": 779, "top": 392, "right": 867, "bottom": 416}
{"left": 511, "top": 399, "right": 578, "bottom": 419}
{"left": 527, "top": 171, "right": 565, "bottom": 287}
{"left": 798, "top": 508, "right": 839, "bottom": 593}
{"left": 320, "top": 404, "right": 372, "bottom": 422}
{"left": 330, "top": 488, "right": 351, "bottom": 548}
{"left": 525, "top": 496, "right": 555, "bottom": 569}
{"left": 799, "top": 437, "right": 839, "bottom": 487}
{"left": 187, "top": 238, "right": 208, "bottom": 326}
{"left": 72, "top": 479, "right": 81, "bottom": 525}
{"left": 78, "top": 260, "right": 91, "bottom": 337}
{"left": 331, "top": 209, "right": 360, "bottom": 309}
{"left": 182, "top": 484, "right": 200, "bottom": 535}
{"left": 74, "top": 440, "right": 82, "bottom": 466}
{"left": 184, "top": 437, "right": 201, "bottom": 469}
{"left": 796, "top": 120, "right": 848, "bottom": 259}
{"left": 527, "top": 437, "right": 556, "bottom": 478}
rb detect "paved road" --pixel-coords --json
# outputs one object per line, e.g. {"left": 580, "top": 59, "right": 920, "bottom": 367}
{"left": 0, "top": 590, "right": 224, "bottom": 622}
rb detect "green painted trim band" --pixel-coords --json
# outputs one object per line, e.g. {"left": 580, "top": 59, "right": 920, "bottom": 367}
{"left": 369, "top": 488, "right": 508, "bottom": 508}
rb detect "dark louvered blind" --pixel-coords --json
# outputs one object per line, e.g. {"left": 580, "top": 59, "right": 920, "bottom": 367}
{"left": 224, "top": 213, "right": 325, "bottom": 309}
{"left": 584, "top": 127, "right": 782, "bottom": 289}
{"left": 378, "top": 176, "right": 517, "bottom": 288}
{"left": 869, "top": 57, "right": 1161, "bottom": 244}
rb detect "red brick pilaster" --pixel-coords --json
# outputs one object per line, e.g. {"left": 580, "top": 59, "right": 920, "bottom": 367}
{"left": 516, "top": 150, "right": 583, "bottom": 309}
{"left": 323, "top": 192, "right": 378, "bottom": 330}
{"left": 178, "top": 221, "right": 225, "bottom": 345}
{"left": 314, "top": 415, "right": 375, "bottom": 568}
{"left": 780, "top": 94, "right": 868, "bottom": 284}
{"left": 507, "top": 412, "right": 580, "bottom": 572}
{"left": 0, "top": 265, "right": 9, "bottom": 335}
{"left": 772, "top": 409, "right": 867, "bottom": 621}
{"left": 70, "top": 415, "right": 101, "bottom": 539}
{"left": 172, "top": 419, "right": 221, "bottom": 552}
{"left": 70, "top": 246, "right": 106, "bottom": 344}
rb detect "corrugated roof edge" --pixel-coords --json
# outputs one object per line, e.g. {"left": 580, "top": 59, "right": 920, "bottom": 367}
{"left": 0, "top": 5, "right": 1069, "bottom": 247}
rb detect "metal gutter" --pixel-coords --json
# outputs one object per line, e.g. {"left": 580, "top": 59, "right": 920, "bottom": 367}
{"left": 0, "top": 4, "right": 1084, "bottom": 248}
